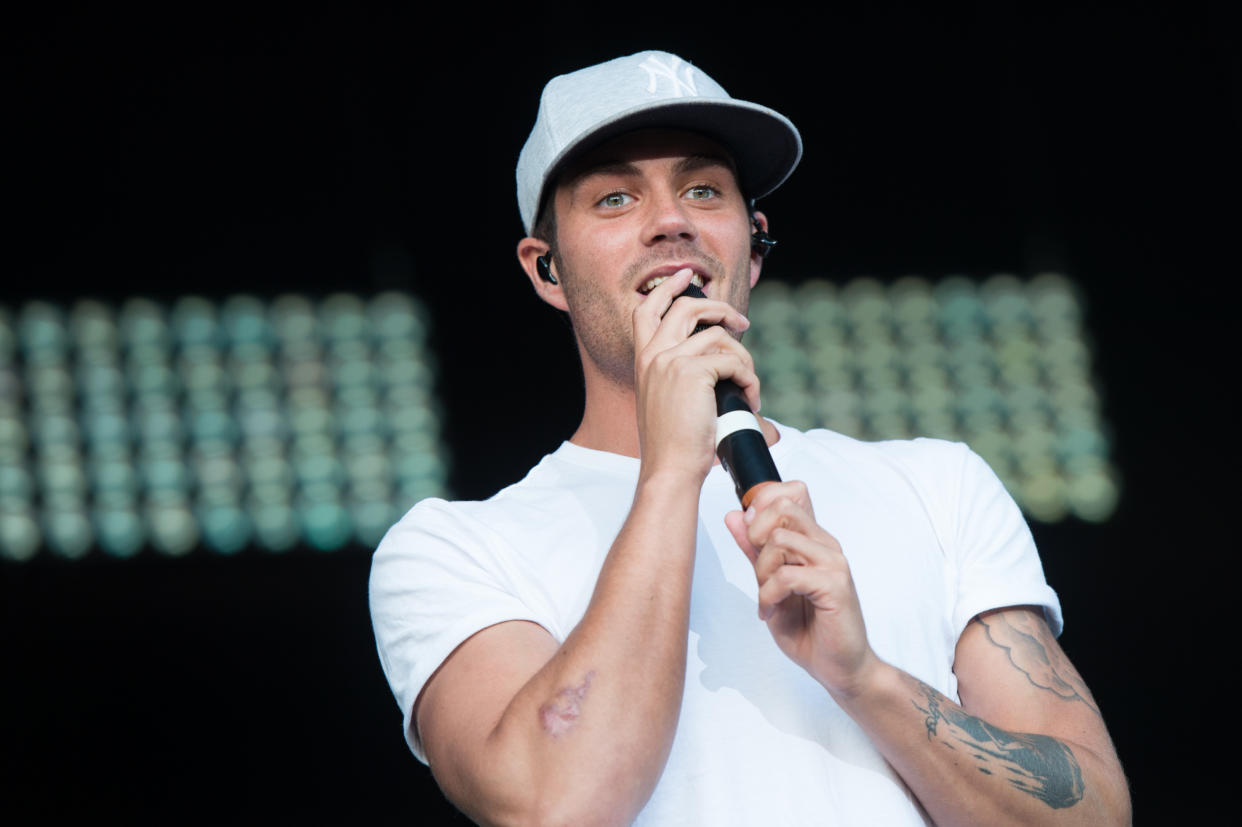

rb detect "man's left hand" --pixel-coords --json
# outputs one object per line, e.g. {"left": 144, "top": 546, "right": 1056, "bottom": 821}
{"left": 725, "top": 480, "right": 880, "bottom": 699}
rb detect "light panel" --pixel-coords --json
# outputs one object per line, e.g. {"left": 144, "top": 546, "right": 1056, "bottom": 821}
{"left": 746, "top": 274, "right": 1118, "bottom": 523}
{"left": 0, "top": 292, "right": 448, "bottom": 561}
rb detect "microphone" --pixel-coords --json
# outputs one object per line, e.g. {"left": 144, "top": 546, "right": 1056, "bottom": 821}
{"left": 680, "top": 283, "right": 781, "bottom": 506}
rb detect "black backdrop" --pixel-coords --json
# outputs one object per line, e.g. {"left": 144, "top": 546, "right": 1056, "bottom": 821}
{"left": 5, "top": 5, "right": 1238, "bottom": 822}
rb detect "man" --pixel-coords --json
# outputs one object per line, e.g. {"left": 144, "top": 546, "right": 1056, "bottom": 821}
{"left": 370, "top": 51, "right": 1129, "bottom": 824}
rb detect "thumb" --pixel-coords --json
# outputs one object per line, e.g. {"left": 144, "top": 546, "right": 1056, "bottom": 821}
{"left": 725, "top": 509, "right": 759, "bottom": 564}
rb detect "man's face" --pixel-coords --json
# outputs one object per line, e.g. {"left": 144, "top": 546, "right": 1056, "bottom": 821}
{"left": 547, "top": 129, "right": 760, "bottom": 390}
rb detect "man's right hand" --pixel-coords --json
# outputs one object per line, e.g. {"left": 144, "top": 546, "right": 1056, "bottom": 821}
{"left": 631, "top": 266, "right": 760, "bottom": 484}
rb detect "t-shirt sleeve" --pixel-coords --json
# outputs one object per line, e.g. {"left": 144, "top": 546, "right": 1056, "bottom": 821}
{"left": 948, "top": 443, "right": 1063, "bottom": 638}
{"left": 368, "top": 498, "right": 554, "bottom": 763}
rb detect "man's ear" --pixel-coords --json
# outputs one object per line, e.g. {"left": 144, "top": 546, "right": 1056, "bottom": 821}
{"left": 516, "top": 236, "right": 569, "bottom": 312}
{"left": 749, "top": 210, "right": 769, "bottom": 288}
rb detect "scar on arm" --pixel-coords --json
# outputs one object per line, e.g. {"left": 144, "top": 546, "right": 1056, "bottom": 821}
{"left": 539, "top": 671, "right": 596, "bottom": 738}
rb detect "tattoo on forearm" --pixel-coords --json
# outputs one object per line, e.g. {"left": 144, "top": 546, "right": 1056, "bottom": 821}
{"left": 977, "top": 612, "right": 1100, "bottom": 716}
{"left": 912, "top": 680, "right": 1085, "bottom": 809}
{"left": 539, "top": 671, "right": 595, "bottom": 738}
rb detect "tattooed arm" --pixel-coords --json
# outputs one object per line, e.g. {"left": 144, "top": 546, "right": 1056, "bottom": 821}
{"left": 892, "top": 606, "right": 1131, "bottom": 824}
{"left": 727, "top": 483, "right": 1131, "bottom": 826}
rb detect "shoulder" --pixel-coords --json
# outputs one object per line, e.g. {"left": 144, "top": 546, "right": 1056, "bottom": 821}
{"left": 778, "top": 420, "right": 968, "bottom": 458}
{"left": 368, "top": 452, "right": 564, "bottom": 604}
{"left": 368, "top": 441, "right": 631, "bottom": 628}
{"left": 375, "top": 445, "right": 584, "bottom": 553}
{"left": 776, "top": 421, "right": 978, "bottom": 490}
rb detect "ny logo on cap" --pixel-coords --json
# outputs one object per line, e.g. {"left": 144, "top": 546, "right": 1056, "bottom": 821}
{"left": 639, "top": 55, "right": 698, "bottom": 98}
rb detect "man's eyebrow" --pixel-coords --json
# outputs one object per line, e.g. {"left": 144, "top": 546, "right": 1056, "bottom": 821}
{"left": 566, "top": 154, "right": 737, "bottom": 188}
{"left": 674, "top": 153, "right": 737, "bottom": 176}
{"left": 565, "top": 160, "right": 641, "bottom": 186}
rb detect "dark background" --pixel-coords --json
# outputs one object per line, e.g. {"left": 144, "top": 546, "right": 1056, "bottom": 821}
{"left": 4, "top": 4, "right": 1238, "bottom": 822}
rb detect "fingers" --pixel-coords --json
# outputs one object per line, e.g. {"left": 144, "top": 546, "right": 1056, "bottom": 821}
{"left": 751, "top": 526, "right": 825, "bottom": 585}
{"left": 728, "top": 480, "right": 875, "bottom": 691}
{"left": 727, "top": 482, "right": 847, "bottom": 614}
{"left": 743, "top": 482, "right": 823, "bottom": 549}
{"left": 681, "top": 330, "right": 760, "bottom": 412}
{"left": 755, "top": 562, "right": 855, "bottom": 622}
{"left": 640, "top": 325, "right": 761, "bottom": 413}
{"left": 631, "top": 268, "right": 761, "bottom": 414}
{"left": 633, "top": 268, "right": 751, "bottom": 354}
{"left": 746, "top": 480, "right": 814, "bottom": 518}
{"left": 632, "top": 267, "right": 695, "bottom": 346}
{"left": 755, "top": 563, "right": 817, "bottom": 621}
{"left": 749, "top": 518, "right": 851, "bottom": 623}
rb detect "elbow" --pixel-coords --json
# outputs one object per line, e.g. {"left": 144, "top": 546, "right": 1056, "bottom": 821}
{"left": 1099, "top": 772, "right": 1133, "bottom": 827}
{"left": 445, "top": 770, "right": 643, "bottom": 827}
{"left": 1079, "top": 794, "right": 1131, "bottom": 827}
{"left": 529, "top": 801, "right": 634, "bottom": 827}
{"left": 435, "top": 713, "right": 664, "bottom": 825}
{"left": 1084, "top": 746, "right": 1133, "bottom": 827}
{"left": 470, "top": 797, "right": 633, "bottom": 827}
{"left": 505, "top": 782, "right": 641, "bottom": 827}
{"left": 1053, "top": 759, "right": 1130, "bottom": 827}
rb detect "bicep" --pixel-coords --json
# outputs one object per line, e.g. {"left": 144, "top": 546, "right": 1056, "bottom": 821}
{"left": 415, "top": 620, "right": 560, "bottom": 805}
{"left": 954, "top": 605, "right": 1112, "bottom": 757}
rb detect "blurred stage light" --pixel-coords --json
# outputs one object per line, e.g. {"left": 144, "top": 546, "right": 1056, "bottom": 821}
{"left": 0, "top": 292, "right": 448, "bottom": 561}
{"left": 747, "top": 274, "right": 1118, "bottom": 523}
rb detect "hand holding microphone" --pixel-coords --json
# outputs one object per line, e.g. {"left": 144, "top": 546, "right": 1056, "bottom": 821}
{"left": 679, "top": 283, "right": 781, "bottom": 506}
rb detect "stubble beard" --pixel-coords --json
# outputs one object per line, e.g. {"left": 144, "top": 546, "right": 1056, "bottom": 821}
{"left": 558, "top": 243, "right": 753, "bottom": 393}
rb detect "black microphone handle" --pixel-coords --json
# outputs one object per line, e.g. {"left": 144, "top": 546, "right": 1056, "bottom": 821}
{"left": 679, "top": 284, "right": 782, "bottom": 506}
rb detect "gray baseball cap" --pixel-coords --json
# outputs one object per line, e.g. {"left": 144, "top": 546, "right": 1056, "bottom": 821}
{"left": 516, "top": 50, "right": 803, "bottom": 235}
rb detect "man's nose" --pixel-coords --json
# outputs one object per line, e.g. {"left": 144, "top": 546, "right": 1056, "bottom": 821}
{"left": 642, "top": 190, "right": 696, "bottom": 246}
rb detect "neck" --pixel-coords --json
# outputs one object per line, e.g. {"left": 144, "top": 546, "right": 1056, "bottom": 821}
{"left": 570, "top": 361, "right": 642, "bottom": 457}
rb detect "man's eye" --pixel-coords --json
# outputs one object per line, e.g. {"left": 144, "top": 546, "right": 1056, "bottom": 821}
{"left": 686, "top": 186, "right": 718, "bottom": 200}
{"left": 599, "top": 192, "right": 632, "bottom": 208}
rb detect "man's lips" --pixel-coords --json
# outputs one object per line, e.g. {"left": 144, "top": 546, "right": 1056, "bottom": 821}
{"left": 636, "top": 266, "right": 709, "bottom": 295}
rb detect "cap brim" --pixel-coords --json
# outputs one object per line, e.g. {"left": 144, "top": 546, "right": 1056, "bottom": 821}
{"left": 538, "top": 98, "right": 802, "bottom": 221}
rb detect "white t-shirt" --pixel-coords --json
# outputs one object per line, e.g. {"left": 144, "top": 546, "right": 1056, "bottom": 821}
{"left": 369, "top": 422, "right": 1061, "bottom": 825}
